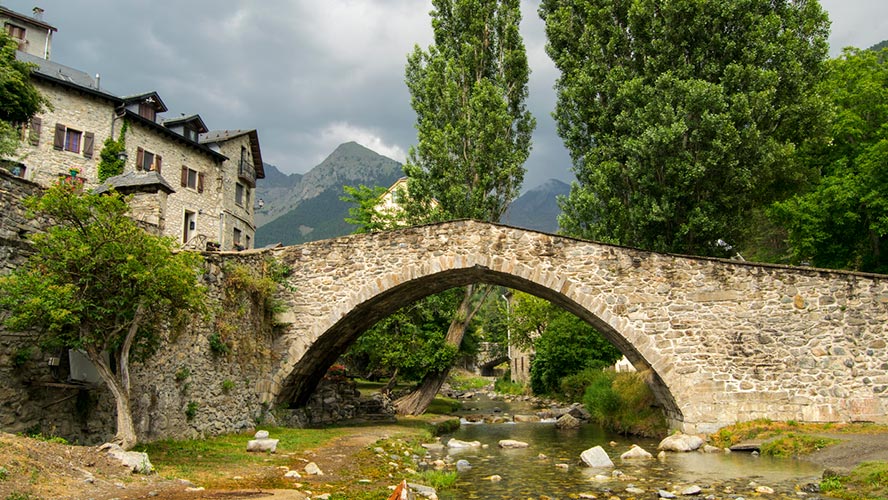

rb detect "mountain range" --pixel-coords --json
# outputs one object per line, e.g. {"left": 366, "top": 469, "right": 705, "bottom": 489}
{"left": 254, "top": 142, "right": 569, "bottom": 246}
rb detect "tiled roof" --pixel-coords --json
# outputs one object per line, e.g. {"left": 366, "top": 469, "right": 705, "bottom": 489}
{"left": 93, "top": 171, "right": 175, "bottom": 194}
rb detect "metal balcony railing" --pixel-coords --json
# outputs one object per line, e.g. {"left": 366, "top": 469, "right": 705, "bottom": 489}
{"left": 238, "top": 159, "right": 256, "bottom": 186}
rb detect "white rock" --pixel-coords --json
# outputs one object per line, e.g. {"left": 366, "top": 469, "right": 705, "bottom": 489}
{"left": 315, "top": 494, "right": 331, "bottom": 500}
{"left": 702, "top": 445, "right": 722, "bottom": 453}
{"left": 101, "top": 443, "right": 154, "bottom": 474}
{"left": 658, "top": 490, "right": 677, "bottom": 498}
{"left": 246, "top": 438, "right": 279, "bottom": 453}
{"left": 657, "top": 433, "right": 704, "bottom": 452}
{"left": 755, "top": 486, "right": 774, "bottom": 494}
{"left": 626, "top": 487, "right": 646, "bottom": 494}
{"left": 254, "top": 430, "right": 270, "bottom": 439}
{"left": 620, "top": 444, "right": 653, "bottom": 460}
{"left": 456, "top": 459, "right": 472, "bottom": 472}
{"left": 498, "top": 439, "right": 529, "bottom": 448}
{"left": 284, "top": 470, "right": 301, "bottom": 478}
{"left": 483, "top": 475, "right": 502, "bottom": 481}
{"left": 555, "top": 463, "right": 569, "bottom": 469}
{"left": 304, "top": 462, "right": 324, "bottom": 475}
{"left": 580, "top": 446, "right": 615, "bottom": 468}
{"left": 185, "top": 487, "right": 205, "bottom": 492}
{"left": 447, "top": 439, "right": 481, "bottom": 449}
{"left": 657, "top": 451, "right": 667, "bottom": 460}
{"left": 681, "top": 485, "right": 702, "bottom": 495}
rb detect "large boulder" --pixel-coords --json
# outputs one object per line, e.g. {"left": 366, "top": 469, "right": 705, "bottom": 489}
{"left": 101, "top": 443, "right": 154, "bottom": 474}
{"left": 620, "top": 444, "right": 653, "bottom": 460}
{"left": 554, "top": 413, "right": 581, "bottom": 429}
{"left": 580, "top": 446, "right": 614, "bottom": 468}
{"left": 447, "top": 439, "right": 481, "bottom": 449}
{"left": 657, "top": 433, "right": 704, "bottom": 452}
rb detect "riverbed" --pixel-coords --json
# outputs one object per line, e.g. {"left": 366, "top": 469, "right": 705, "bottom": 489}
{"left": 433, "top": 394, "right": 827, "bottom": 499}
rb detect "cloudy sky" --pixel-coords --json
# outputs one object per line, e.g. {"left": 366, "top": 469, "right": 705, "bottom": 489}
{"left": 4, "top": 0, "right": 887, "bottom": 191}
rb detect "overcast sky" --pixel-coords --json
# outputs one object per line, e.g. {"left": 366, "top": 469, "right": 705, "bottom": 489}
{"left": 4, "top": 0, "right": 887, "bottom": 191}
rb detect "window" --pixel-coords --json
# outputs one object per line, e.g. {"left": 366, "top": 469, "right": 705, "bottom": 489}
{"left": 28, "top": 117, "right": 41, "bottom": 146}
{"left": 235, "top": 183, "right": 244, "bottom": 206}
{"left": 233, "top": 228, "right": 242, "bottom": 249}
{"left": 136, "top": 147, "right": 162, "bottom": 172}
{"left": 245, "top": 234, "right": 251, "bottom": 250}
{"left": 5, "top": 23, "right": 25, "bottom": 41}
{"left": 180, "top": 166, "right": 204, "bottom": 193}
{"left": 53, "top": 123, "right": 94, "bottom": 157}
{"left": 183, "top": 125, "right": 198, "bottom": 142}
{"left": 139, "top": 103, "right": 156, "bottom": 121}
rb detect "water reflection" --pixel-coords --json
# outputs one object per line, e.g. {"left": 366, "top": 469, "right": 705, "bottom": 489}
{"left": 435, "top": 398, "right": 825, "bottom": 499}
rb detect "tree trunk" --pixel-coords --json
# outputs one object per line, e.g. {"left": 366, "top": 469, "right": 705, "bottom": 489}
{"left": 394, "top": 284, "right": 490, "bottom": 415}
{"left": 86, "top": 346, "right": 138, "bottom": 450}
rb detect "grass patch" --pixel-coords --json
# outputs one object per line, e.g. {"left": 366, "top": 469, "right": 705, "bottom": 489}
{"left": 759, "top": 433, "right": 839, "bottom": 457}
{"left": 447, "top": 371, "right": 490, "bottom": 391}
{"left": 821, "top": 461, "right": 888, "bottom": 500}
{"left": 493, "top": 378, "right": 528, "bottom": 395}
{"left": 136, "top": 426, "right": 345, "bottom": 488}
{"left": 426, "top": 396, "right": 461, "bottom": 414}
{"left": 711, "top": 420, "right": 888, "bottom": 449}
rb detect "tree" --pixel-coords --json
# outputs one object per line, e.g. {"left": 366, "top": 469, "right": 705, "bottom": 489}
{"left": 541, "top": 0, "right": 830, "bottom": 254}
{"left": 0, "top": 182, "right": 205, "bottom": 449}
{"left": 0, "top": 30, "right": 49, "bottom": 157}
{"left": 771, "top": 48, "right": 888, "bottom": 273}
{"left": 391, "top": 0, "right": 536, "bottom": 414}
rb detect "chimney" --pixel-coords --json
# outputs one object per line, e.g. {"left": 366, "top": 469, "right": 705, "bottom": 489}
{"left": 32, "top": 7, "right": 44, "bottom": 20}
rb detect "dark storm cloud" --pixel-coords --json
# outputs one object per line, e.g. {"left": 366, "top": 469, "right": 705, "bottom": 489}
{"left": 4, "top": 0, "right": 883, "bottom": 191}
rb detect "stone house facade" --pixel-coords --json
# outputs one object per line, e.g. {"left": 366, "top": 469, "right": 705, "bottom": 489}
{"left": 1, "top": 6, "right": 263, "bottom": 251}
{"left": 0, "top": 5, "right": 55, "bottom": 60}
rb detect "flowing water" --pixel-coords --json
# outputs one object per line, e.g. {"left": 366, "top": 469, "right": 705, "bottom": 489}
{"left": 432, "top": 395, "right": 827, "bottom": 499}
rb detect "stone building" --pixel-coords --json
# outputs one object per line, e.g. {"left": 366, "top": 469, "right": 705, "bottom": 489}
{"left": 1, "top": 6, "right": 263, "bottom": 250}
{"left": 0, "top": 5, "right": 55, "bottom": 59}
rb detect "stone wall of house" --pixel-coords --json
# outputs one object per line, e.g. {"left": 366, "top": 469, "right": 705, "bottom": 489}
{"left": 124, "top": 122, "right": 224, "bottom": 248}
{"left": 214, "top": 134, "right": 257, "bottom": 250}
{"left": 17, "top": 80, "right": 116, "bottom": 187}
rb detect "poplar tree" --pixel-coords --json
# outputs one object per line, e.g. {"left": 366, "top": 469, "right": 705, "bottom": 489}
{"left": 394, "top": 0, "right": 535, "bottom": 414}
{"left": 540, "top": 0, "right": 830, "bottom": 254}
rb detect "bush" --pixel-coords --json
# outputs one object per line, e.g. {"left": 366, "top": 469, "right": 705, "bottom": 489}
{"left": 582, "top": 369, "right": 666, "bottom": 437}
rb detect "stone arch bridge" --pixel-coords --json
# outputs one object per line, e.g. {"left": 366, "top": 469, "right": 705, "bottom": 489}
{"left": 262, "top": 220, "right": 887, "bottom": 433}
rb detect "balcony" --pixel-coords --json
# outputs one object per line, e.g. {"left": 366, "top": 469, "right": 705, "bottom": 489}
{"left": 238, "top": 159, "right": 256, "bottom": 187}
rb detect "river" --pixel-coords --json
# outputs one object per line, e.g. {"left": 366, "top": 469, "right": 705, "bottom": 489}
{"left": 432, "top": 393, "right": 827, "bottom": 499}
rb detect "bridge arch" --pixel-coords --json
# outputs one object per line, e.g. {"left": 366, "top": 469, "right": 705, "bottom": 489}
{"left": 264, "top": 220, "right": 888, "bottom": 433}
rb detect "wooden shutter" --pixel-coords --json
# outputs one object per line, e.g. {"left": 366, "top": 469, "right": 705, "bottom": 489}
{"left": 82, "top": 132, "right": 95, "bottom": 158}
{"left": 197, "top": 172, "right": 205, "bottom": 193}
{"left": 136, "top": 147, "right": 144, "bottom": 171}
{"left": 53, "top": 123, "right": 65, "bottom": 150}
{"left": 181, "top": 165, "right": 188, "bottom": 187}
{"left": 29, "top": 117, "right": 41, "bottom": 146}
{"left": 155, "top": 155, "right": 162, "bottom": 174}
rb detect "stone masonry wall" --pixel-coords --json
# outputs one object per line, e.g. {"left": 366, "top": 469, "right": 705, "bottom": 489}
{"left": 16, "top": 80, "right": 115, "bottom": 187}
{"left": 268, "top": 221, "right": 888, "bottom": 434}
{"left": 125, "top": 121, "right": 225, "bottom": 248}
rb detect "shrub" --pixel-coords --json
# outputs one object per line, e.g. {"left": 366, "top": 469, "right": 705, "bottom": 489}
{"left": 185, "top": 401, "right": 199, "bottom": 421}
{"left": 208, "top": 333, "right": 231, "bottom": 355}
{"left": 582, "top": 369, "right": 666, "bottom": 437}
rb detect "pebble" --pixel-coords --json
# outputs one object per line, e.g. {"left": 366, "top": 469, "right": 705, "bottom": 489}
{"left": 755, "top": 486, "right": 775, "bottom": 494}
{"left": 304, "top": 462, "right": 324, "bottom": 475}
{"left": 284, "top": 470, "right": 301, "bottom": 478}
{"left": 555, "top": 463, "right": 569, "bottom": 469}
{"left": 681, "top": 485, "right": 702, "bottom": 495}
{"left": 658, "top": 490, "right": 677, "bottom": 498}
{"left": 483, "top": 474, "right": 502, "bottom": 481}
{"left": 456, "top": 459, "right": 472, "bottom": 472}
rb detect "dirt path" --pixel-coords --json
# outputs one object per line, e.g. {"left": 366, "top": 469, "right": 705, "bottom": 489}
{"left": 804, "top": 432, "right": 888, "bottom": 472}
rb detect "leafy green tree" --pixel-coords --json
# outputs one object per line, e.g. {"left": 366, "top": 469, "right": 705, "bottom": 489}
{"left": 0, "top": 182, "right": 205, "bottom": 449}
{"left": 541, "top": 0, "right": 830, "bottom": 254}
{"left": 0, "top": 30, "right": 49, "bottom": 157}
{"left": 529, "top": 308, "right": 621, "bottom": 395}
{"left": 403, "top": 0, "right": 535, "bottom": 223}
{"left": 341, "top": 184, "right": 404, "bottom": 233}
{"left": 344, "top": 291, "right": 463, "bottom": 387}
{"left": 378, "top": 0, "right": 536, "bottom": 415}
{"left": 771, "top": 48, "right": 888, "bottom": 273}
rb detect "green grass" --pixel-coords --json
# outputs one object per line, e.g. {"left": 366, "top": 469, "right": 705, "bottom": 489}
{"left": 759, "top": 433, "right": 839, "bottom": 457}
{"left": 447, "top": 372, "right": 490, "bottom": 391}
{"left": 821, "top": 461, "right": 888, "bottom": 500}
{"left": 493, "top": 378, "right": 528, "bottom": 395}
{"left": 711, "top": 420, "right": 888, "bottom": 449}
{"left": 136, "top": 426, "right": 345, "bottom": 487}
